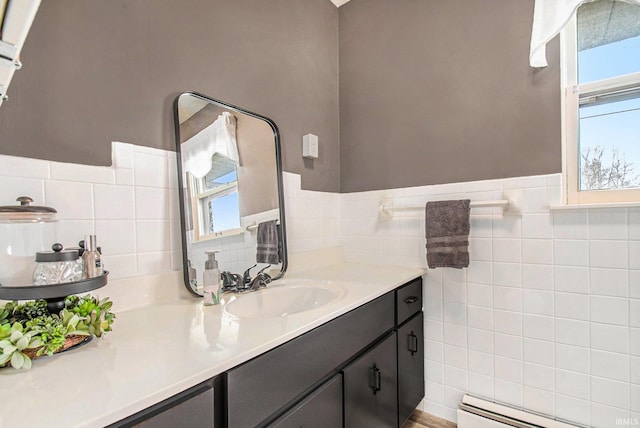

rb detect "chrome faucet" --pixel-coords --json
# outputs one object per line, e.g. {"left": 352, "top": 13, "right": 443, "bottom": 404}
{"left": 247, "top": 266, "right": 272, "bottom": 291}
{"left": 241, "top": 264, "right": 257, "bottom": 288}
{"left": 221, "top": 265, "right": 271, "bottom": 293}
{"left": 221, "top": 271, "right": 243, "bottom": 292}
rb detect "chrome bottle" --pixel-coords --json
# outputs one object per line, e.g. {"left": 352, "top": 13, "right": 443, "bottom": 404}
{"left": 82, "top": 235, "right": 102, "bottom": 279}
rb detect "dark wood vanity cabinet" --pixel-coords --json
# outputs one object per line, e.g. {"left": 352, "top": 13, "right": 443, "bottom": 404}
{"left": 224, "top": 276, "right": 424, "bottom": 428}
{"left": 225, "top": 293, "right": 394, "bottom": 427}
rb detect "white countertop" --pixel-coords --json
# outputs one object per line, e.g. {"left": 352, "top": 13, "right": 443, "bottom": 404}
{"left": 0, "top": 263, "right": 423, "bottom": 428}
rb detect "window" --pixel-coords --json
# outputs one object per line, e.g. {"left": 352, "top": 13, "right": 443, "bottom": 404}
{"left": 562, "top": 0, "right": 640, "bottom": 204}
{"left": 188, "top": 154, "right": 241, "bottom": 241}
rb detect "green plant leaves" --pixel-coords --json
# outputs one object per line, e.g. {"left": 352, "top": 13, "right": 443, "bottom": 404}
{"left": 10, "top": 351, "right": 24, "bottom": 369}
{"left": 28, "top": 337, "right": 44, "bottom": 349}
{"left": 9, "top": 352, "right": 32, "bottom": 370}
{"left": 10, "top": 324, "right": 23, "bottom": 342}
{"left": 21, "top": 355, "right": 32, "bottom": 370}
{"left": 11, "top": 300, "right": 49, "bottom": 324}
{"left": 64, "top": 295, "right": 115, "bottom": 339}
{"left": 15, "top": 336, "right": 29, "bottom": 351}
{"left": 0, "top": 323, "right": 11, "bottom": 340}
{"left": 0, "top": 341, "right": 17, "bottom": 355}
{"left": 0, "top": 294, "right": 115, "bottom": 370}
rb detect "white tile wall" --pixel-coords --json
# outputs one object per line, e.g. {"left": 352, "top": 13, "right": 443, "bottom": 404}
{"left": 0, "top": 143, "right": 181, "bottom": 281}
{"left": 282, "top": 172, "right": 341, "bottom": 255}
{"left": 339, "top": 172, "right": 640, "bottom": 428}
{"left": 2, "top": 148, "right": 639, "bottom": 428}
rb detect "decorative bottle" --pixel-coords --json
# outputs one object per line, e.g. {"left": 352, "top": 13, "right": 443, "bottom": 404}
{"left": 82, "top": 235, "right": 102, "bottom": 279}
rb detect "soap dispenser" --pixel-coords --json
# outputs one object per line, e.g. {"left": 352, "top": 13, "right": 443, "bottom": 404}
{"left": 203, "top": 250, "right": 221, "bottom": 306}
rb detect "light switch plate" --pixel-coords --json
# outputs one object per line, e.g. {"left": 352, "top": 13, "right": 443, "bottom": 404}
{"left": 303, "top": 134, "right": 318, "bottom": 159}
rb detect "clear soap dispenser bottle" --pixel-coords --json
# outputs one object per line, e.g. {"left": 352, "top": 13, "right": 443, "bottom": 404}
{"left": 203, "top": 250, "right": 221, "bottom": 306}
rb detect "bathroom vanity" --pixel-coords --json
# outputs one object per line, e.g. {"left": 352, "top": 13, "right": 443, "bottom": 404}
{"left": 110, "top": 273, "right": 424, "bottom": 428}
{"left": 0, "top": 93, "right": 429, "bottom": 428}
{"left": 0, "top": 264, "right": 424, "bottom": 428}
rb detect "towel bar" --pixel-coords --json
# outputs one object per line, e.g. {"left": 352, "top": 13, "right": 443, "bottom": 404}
{"left": 246, "top": 220, "right": 280, "bottom": 232}
{"left": 379, "top": 199, "right": 511, "bottom": 218}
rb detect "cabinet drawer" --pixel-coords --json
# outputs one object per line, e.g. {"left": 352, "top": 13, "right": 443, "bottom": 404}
{"left": 109, "top": 379, "right": 215, "bottom": 428}
{"left": 226, "top": 292, "right": 394, "bottom": 428}
{"left": 397, "top": 312, "right": 425, "bottom": 427}
{"left": 343, "top": 332, "right": 398, "bottom": 428}
{"left": 269, "top": 375, "right": 342, "bottom": 428}
{"left": 396, "top": 278, "right": 422, "bottom": 325}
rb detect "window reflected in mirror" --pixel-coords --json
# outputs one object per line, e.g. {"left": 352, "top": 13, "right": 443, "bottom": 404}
{"left": 179, "top": 98, "right": 243, "bottom": 241}
{"left": 189, "top": 154, "right": 241, "bottom": 241}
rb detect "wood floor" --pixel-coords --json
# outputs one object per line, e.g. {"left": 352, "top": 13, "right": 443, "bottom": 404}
{"left": 403, "top": 410, "right": 457, "bottom": 428}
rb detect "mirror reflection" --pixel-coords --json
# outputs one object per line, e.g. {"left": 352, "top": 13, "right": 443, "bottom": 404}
{"left": 174, "top": 92, "right": 287, "bottom": 296}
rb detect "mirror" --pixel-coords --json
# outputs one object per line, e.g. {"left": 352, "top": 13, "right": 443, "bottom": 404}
{"left": 174, "top": 92, "right": 287, "bottom": 296}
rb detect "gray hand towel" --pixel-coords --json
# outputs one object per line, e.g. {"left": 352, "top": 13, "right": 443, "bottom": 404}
{"left": 425, "top": 200, "right": 470, "bottom": 269}
{"left": 256, "top": 220, "right": 280, "bottom": 264}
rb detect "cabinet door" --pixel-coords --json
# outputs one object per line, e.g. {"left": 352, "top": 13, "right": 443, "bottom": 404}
{"left": 397, "top": 312, "right": 425, "bottom": 427}
{"left": 269, "top": 375, "right": 342, "bottom": 428}
{"left": 343, "top": 332, "right": 398, "bottom": 428}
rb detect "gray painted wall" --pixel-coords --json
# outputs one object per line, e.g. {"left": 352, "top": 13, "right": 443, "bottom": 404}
{"left": 1, "top": 1, "right": 563, "bottom": 194}
{"left": 339, "top": 0, "right": 562, "bottom": 192}
{"left": 0, "top": 0, "right": 340, "bottom": 192}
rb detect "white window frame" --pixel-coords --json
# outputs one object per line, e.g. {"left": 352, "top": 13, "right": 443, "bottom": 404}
{"left": 560, "top": 11, "right": 640, "bottom": 205}
{"left": 188, "top": 173, "right": 242, "bottom": 242}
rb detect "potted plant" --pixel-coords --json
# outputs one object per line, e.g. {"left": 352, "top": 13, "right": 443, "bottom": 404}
{"left": 0, "top": 295, "right": 115, "bottom": 370}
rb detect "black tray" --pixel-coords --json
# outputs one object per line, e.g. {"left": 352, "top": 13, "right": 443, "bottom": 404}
{"left": 0, "top": 272, "right": 108, "bottom": 312}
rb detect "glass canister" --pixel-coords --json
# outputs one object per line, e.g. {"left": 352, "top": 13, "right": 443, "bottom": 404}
{"left": 0, "top": 196, "right": 58, "bottom": 286}
{"left": 33, "top": 243, "right": 83, "bottom": 285}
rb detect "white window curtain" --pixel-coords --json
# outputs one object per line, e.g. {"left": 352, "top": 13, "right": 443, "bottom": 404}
{"left": 530, "top": 0, "right": 640, "bottom": 67}
{"left": 181, "top": 112, "right": 239, "bottom": 179}
{"left": 0, "top": 0, "right": 41, "bottom": 106}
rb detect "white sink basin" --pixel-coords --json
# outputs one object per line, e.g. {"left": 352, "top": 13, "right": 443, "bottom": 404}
{"left": 223, "top": 284, "right": 345, "bottom": 318}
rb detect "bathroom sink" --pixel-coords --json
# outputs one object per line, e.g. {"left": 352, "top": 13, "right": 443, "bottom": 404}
{"left": 223, "top": 284, "right": 345, "bottom": 318}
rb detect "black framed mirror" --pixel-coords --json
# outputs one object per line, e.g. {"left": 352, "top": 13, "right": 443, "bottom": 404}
{"left": 173, "top": 92, "right": 287, "bottom": 296}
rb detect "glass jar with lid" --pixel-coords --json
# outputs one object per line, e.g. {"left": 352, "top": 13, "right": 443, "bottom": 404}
{"left": 0, "top": 196, "right": 58, "bottom": 286}
{"left": 32, "top": 243, "right": 83, "bottom": 285}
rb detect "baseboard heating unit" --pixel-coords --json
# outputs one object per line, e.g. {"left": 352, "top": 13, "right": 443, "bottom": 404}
{"left": 457, "top": 395, "right": 580, "bottom": 428}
